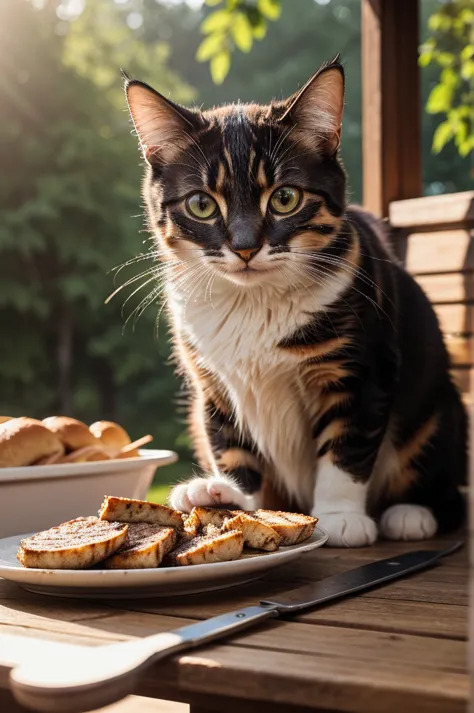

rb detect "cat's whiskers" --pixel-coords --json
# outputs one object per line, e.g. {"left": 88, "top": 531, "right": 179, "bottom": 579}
{"left": 288, "top": 251, "right": 394, "bottom": 327}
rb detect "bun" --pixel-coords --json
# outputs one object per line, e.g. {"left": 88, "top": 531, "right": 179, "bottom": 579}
{"left": 42, "top": 416, "right": 100, "bottom": 451}
{"left": 89, "top": 421, "right": 131, "bottom": 450}
{"left": 0, "top": 418, "right": 65, "bottom": 467}
{"left": 0, "top": 416, "right": 14, "bottom": 425}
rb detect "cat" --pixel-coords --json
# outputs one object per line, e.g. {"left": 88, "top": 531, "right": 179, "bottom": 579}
{"left": 124, "top": 58, "right": 467, "bottom": 547}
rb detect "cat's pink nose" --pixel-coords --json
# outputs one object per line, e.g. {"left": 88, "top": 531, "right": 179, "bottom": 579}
{"left": 232, "top": 247, "right": 260, "bottom": 262}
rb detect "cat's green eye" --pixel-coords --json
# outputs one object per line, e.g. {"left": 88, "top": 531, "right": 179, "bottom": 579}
{"left": 186, "top": 192, "right": 218, "bottom": 220}
{"left": 269, "top": 186, "right": 302, "bottom": 215}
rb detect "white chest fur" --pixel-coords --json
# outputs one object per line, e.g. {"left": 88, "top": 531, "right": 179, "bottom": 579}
{"left": 169, "top": 274, "right": 346, "bottom": 507}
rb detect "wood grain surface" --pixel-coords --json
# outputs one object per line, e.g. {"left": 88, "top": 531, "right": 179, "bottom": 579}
{"left": 0, "top": 534, "right": 467, "bottom": 713}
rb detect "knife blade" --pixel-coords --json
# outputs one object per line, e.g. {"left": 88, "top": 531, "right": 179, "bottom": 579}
{"left": 10, "top": 541, "right": 463, "bottom": 713}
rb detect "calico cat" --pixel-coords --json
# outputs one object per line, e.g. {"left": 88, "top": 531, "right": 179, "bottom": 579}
{"left": 124, "top": 59, "right": 467, "bottom": 547}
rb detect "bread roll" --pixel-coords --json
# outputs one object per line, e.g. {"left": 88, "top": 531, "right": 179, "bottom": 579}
{"left": 42, "top": 416, "right": 100, "bottom": 451}
{"left": 89, "top": 421, "right": 131, "bottom": 449}
{"left": 0, "top": 417, "right": 65, "bottom": 467}
{"left": 0, "top": 416, "right": 13, "bottom": 425}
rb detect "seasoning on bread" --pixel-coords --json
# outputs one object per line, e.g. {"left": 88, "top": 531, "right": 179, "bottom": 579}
{"left": 166, "top": 529, "right": 244, "bottom": 566}
{"left": 245, "top": 510, "right": 318, "bottom": 546}
{"left": 17, "top": 517, "right": 128, "bottom": 569}
{"left": 192, "top": 507, "right": 280, "bottom": 551}
{"left": 103, "top": 523, "right": 177, "bottom": 569}
{"left": 98, "top": 495, "right": 184, "bottom": 530}
{"left": 0, "top": 417, "right": 65, "bottom": 467}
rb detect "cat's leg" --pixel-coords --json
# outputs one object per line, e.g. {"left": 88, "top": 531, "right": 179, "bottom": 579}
{"left": 312, "top": 458, "right": 377, "bottom": 547}
{"left": 310, "top": 387, "right": 392, "bottom": 547}
{"left": 379, "top": 393, "right": 467, "bottom": 540}
{"left": 169, "top": 389, "right": 263, "bottom": 512}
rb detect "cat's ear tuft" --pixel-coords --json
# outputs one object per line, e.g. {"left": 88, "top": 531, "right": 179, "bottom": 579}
{"left": 125, "top": 80, "right": 202, "bottom": 166}
{"left": 279, "top": 61, "right": 345, "bottom": 155}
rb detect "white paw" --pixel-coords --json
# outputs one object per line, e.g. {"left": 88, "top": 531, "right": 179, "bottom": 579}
{"left": 317, "top": 512, "right": 378, "bottom": 547}
{"left": 380, "top": 504, "right": 437, "bottom": 541}
{"left": 169, "top": 475, "right": 256, "bottom": 513}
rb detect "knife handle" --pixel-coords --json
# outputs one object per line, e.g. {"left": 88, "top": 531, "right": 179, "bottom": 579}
{"left": 11, "top": 605, "right": 279, "bottom": 713}
{"left": 261, "top": 541, "right": 464, "bottom": 612}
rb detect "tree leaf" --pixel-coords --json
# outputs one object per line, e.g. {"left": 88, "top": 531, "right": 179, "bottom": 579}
{"left": 418, "top": 50, "right": 433, "bottom": 68}
{"left": 459, "top": 134, "right": 474, "bottom": 157}
{"left": 210, "top": 50, "right": 231, "bottom": 84}
{"left": 196, "top": 33, "right": 224, "bottom": 62}
{"left": 205, "top": 0, "right": 224, "bottom": 6}
{"left": 461, "top": 60, "right": 474, "bottom": 80}
{"left": 432, "top": 120, "right": 454, "bottom": 153}
{"left": 426, "top": 84, "right": 453, "bottom": 114}
{"left": 230, "top": 13, "right": 253, "bottom": 52}
{"left": 461, "top": 44, "right": 474, "bottom": 62}
{"left": 257, "top": 0, "right": 281, "bottom": 21}
{"left": 437, "top": 51, "right": 454, "bottom": 67}
{"left": 201, "top": 9, "right": 231, "bottom": 34}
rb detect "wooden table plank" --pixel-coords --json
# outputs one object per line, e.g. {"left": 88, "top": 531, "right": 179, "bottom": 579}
{"left": 0, "top": 621, "right": 467, "bottom": 713}
{"left": 0, "top": 535, "right": 467, "bottom": 713}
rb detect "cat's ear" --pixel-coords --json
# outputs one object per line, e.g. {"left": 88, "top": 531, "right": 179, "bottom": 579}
{"left": 278, "top": 58, "right": 345, "bottom": 155}
{"left": 124, "top": 75, "right": 202, "bottom": 166}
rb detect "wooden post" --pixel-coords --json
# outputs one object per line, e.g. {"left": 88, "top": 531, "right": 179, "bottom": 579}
{"left": 361, "top": 0, "right": 422, "bottom": 217}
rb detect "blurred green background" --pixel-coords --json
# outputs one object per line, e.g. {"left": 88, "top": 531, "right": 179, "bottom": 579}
{"left": 0, "top": 0, "right": 472, "bottom": 504}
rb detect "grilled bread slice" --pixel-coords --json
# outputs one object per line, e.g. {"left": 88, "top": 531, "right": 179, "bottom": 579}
{"left": 167, "top": 529, "right": 244, "bottom": 566}
{"left": 244, "top": 510, "right": 318, "bottom": 546}
{"left": 99, "top": 496, "right": 183, "bottom": 530}
{"left": 17, "top": 517, "right": 128, "bottom": 569}
{"left": 103, "top": 523, "right": 177, "bottom": 569}
{"left": 193, "top": 507, "right": 280, "bottom": 551}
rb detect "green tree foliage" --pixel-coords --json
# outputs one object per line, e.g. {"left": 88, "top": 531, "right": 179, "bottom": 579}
{"left": 0, "top": 0, "right": 193, "bottom": 457}
{"left": 196, "top": 0, "right": 281, "bottom": 84}
{"left": 420, "top": 0, "right": 474, "bottom": 156}
{"left": 198, "top": 0, "right": 473, "bottom": 160}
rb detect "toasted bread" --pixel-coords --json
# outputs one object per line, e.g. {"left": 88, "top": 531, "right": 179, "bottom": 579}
{"left": 167, "top": 529, "right": 244, "bottom": 566}
{"left": 244, "top": 510, "right": 317, "bottom": 546}
{"left": 17, "top": 517, "right": 128, "bottom": 569}
{"left": 103, "top": 523, "right": 177, "bottom": 569}
{"left": 99, "top": 496, "right": 183, "bottom": 530}
{"left": 192, "top": 507, "right": 280, "bottom": 551}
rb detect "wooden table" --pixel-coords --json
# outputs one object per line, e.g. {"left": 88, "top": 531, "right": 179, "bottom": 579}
{"left": 0, "top": 535, "right": 468, "bottom": 713}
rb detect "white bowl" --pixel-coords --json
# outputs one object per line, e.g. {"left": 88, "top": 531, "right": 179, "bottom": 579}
{"left": 0, "top": 449, "right": 178, "bottom": 538}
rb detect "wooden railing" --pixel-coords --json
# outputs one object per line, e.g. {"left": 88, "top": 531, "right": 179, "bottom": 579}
{"left": 389, "top": 191, "right": 474, "bottom": 395}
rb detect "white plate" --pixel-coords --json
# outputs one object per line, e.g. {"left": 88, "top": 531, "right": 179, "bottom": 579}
{"left": 0, "top": 449, "right": 178, "bottom": 538}
{"left": 0, "top": 527, "right": 328, "bottom": 598}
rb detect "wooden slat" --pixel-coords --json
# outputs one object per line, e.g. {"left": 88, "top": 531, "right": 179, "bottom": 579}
{"left": 0, "top": 622, "right": 467, "bottom": 713}
{"left": 451, "top": 367, "right": 474, "bottom": 394}
{"left": 405, "top": 230, "right": 474, "bottom": 275}
{"left": 417, "top": 273, "right": 474, "bottom": 304}
{"left": 444, "top": 336, "right": 474, "bottom": 366}
{"left": 434, "top": 304, "right": 474, "bottom": 335}
{"left": 390, "top": 191, "right": 474, "bottom": 229}
{"left": 361, "top": 0, "right": 421, "bottom": 217}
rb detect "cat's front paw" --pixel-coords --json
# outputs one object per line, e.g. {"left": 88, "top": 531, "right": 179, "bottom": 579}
{"left": 169, "top": 475, "right": 257, "bottom": 513}
{"left": 316, "top": 512, "right": 377, "bottom": 547}
{"left": 380, "top": 504, "right": 437, "bottom": 541}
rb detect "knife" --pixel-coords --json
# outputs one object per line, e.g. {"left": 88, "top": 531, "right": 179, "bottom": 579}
{"left": 10, "top": 541, "right": 462, "bottom": 713}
